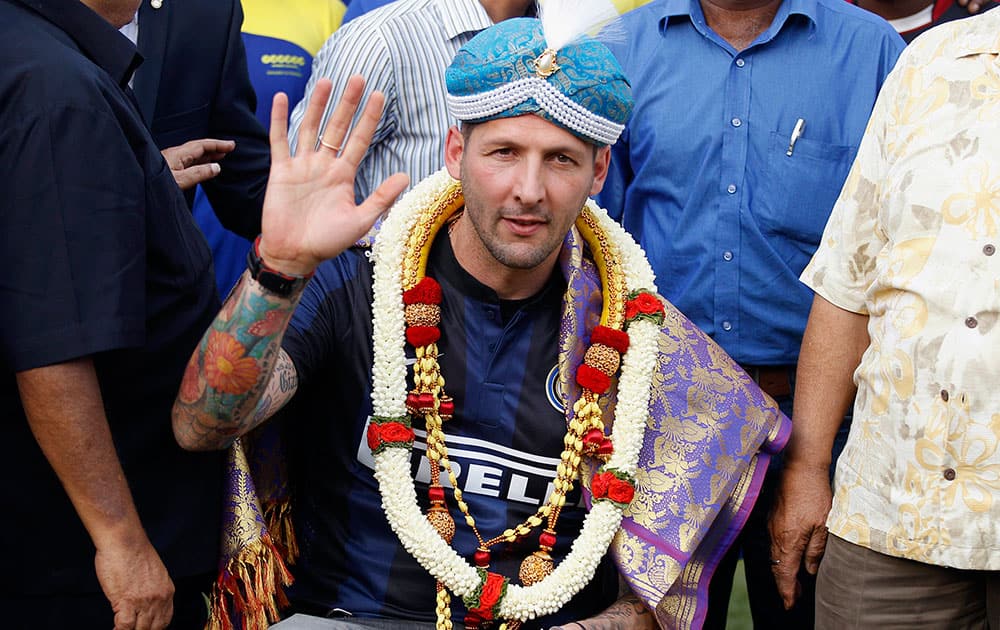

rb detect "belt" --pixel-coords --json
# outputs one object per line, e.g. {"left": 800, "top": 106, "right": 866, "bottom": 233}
{"left": 740, "top": 364, "right": 794, "bottom": 398}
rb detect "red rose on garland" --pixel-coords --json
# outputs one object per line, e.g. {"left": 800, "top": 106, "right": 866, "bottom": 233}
{"left": 366, "top": 423, "right": 381, "bottom": 452}
{"left": 608, "top": 477, "right": 636, "bottom": 504}
{"left": 381, "top": 422, "right": 414, "bottom": 443}
{"left": 463, "top": 570, "right": 508, "bottom": 624}
{"left": 367, "top": 419, "right": 414, "bottom": 454}
{"left": 591, "top": 471, "right": 611, "bottom": 499}
{"left": 479, "top": 572, "right": 506, "bottom": 613}
{"left": 591, "top": 469, "right": 635, "bottom": 507}
{"left": 624, "top": 290, "right": 665, "bottom": 328}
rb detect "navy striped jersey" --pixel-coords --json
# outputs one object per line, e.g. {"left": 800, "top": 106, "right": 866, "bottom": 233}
{"left": 281, "top": 235, "right": 619, "bottom": 626}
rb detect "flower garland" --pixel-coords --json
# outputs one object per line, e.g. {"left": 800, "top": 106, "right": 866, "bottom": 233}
{"left": 367, "top": 168, "right": 663, "bottom": 625}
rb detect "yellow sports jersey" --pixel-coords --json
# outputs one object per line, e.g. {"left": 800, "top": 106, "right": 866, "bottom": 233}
{"left": 239, "top": 0, "right": 344, "bottom": 124}
{"left": 612, "top": 0, "right": 653, "bottom": 11}
{"left": 241, "top": 0, "right": 345, "bottom": 57}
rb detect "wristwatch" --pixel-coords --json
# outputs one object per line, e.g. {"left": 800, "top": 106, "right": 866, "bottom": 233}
{"left": 246, "top": 235, "right": 314, "bottom": 297}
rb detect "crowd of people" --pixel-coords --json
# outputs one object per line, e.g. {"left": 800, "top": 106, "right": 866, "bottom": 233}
{"left": 2, "top": 0, "right": 998, "bottom": 629}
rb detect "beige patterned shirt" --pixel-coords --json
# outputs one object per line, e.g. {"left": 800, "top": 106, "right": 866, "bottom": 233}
{"left": 801, "top": 10, "right": 1000, "bottom": 570}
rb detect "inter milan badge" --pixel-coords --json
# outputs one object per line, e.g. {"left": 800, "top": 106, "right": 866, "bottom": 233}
{"left": 545, "top": 365, "right": 565, "bottom": 413}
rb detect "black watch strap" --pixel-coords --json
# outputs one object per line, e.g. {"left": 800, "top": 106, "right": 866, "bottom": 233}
{"left": 246, "top": 236, "right": 313, "bottom": 297}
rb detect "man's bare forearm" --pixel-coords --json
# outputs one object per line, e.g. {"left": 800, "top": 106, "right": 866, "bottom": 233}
{"left": 17, "top": 357, "right": 174, "bottom": 626}
{"left": 18, "top": 358, "right": 148, "bottom": 547}
{"left": 172, "top": 77, "right": 408, "bottom": 450}
{"left": 172, "top": 272, "right": 301, "bottom": 451}
{"left": 785, "top": 294, "right": 870, "bottom": 468}
{"left": 769, "top": 294, "right": 870, "bottom": 605}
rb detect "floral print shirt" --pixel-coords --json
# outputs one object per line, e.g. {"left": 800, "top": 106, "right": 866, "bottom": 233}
{"left": 801, "top": 10, "right": 1000, "bottom": 570}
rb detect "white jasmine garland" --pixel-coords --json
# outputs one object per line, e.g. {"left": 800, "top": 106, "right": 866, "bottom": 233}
{"left": 368, "top": 169, "right": 660, "bottom": 622}
{"left": 370, "top": 171, "right": 457, "bottom": 415}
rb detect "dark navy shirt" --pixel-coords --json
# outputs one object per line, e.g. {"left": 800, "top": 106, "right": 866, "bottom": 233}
{"left": 897, "top": 0, "right": 999, "bottom": 42}
{"left": 282, "top": 235, "right": 619, "bottom": 626}
{"left": 597, "top": 0, "right": 904, "bottom": 365}
{"left": 0, "top": 0, "right": 223, "bottom": 594}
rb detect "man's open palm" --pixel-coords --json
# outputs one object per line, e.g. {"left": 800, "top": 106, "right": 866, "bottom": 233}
{"left": 259, "top": 76, "right": 409, "bottom": 276}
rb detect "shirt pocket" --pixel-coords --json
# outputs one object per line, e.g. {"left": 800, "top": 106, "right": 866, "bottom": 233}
{"left": 757, "top": 130, "right": 856, "bottom": 247}
{"left": 144, "top": 155, "right": 212, "bottom": 290}
{"left": 151, "top": 103, "right": 209, "bottom": 147}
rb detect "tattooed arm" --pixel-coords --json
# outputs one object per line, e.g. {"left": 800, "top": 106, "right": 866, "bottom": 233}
{"left": 171, "top": 75, "right": 407, "bottom": 451}
{"left": 566, "top": 593, "right": 657, "bottom": 630}
{"left": 551, "top": 589, "right": 657, "bottom": 630}
{"left": 172, "top": 273, "right": 304, "bottom": 451}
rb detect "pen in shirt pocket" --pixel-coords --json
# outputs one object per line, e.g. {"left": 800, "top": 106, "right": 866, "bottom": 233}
{"left": 786, "top": 118, "right": 806, "bottom": 156}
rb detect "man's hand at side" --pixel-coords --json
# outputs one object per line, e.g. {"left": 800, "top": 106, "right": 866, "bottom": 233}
{"left": 96, "top": 530, "right": 174, "bottom": 630}
{"left": 17, "top": 358, "right": 174, "bottom": 630}
{"left": 769, "top": 461, "right": 831, "bottom": 609}
{"left": 162, "top": 138, "right": 236, "bottom": 190}
{"left": 767, "top": 295, "right": 869, "bottom": 610}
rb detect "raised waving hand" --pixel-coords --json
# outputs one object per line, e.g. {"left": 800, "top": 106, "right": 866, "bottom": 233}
{"left": 257, "top": 75, "right": 409, "bottom": 276}
{"left": 172, "top": 76, "right": 408, "bottom": 452}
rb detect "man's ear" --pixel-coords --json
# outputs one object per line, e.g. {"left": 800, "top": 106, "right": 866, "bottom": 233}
{"left": 589, "top": 145, "right": 612, "bottom": 196}
{"left": 444, "top": 125, "right": 465, "bottom": 180}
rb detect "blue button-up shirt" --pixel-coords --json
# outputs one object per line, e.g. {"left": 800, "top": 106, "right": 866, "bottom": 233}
{"left": 598, "top": 0, "right": 903, "bottom": 365}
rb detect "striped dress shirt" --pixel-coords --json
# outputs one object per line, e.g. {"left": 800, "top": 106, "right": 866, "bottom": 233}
{"left": 288, "top": 0, "right": 493, "bottom": 202}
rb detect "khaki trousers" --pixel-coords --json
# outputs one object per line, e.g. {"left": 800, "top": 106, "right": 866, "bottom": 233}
{"left": 817, "top": 534, "right": 1000, "bottom": 629}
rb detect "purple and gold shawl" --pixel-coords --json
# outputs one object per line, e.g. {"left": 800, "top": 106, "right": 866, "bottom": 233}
{"left": 556, "top": 227, "right": 790, "bottom": 628}
{"left": 212, "top": 224, "right": 790, "bottom": 630}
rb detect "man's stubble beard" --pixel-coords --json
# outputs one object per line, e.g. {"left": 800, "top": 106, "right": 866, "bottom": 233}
{"left": 459, "top": 165, "right": 590, "bottom": 272}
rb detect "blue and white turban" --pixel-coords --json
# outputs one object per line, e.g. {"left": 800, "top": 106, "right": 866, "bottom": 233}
{"left": 445, "top": 17, "right": 632, "bottom": 147}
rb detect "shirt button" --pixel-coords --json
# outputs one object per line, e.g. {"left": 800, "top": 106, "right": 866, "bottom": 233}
{"left": 735, "top": 58, "right": 745, "bottom": 67}
{"left": 984, "top": 244, "right": 996, "bottom": 256}
{"left": 721, "top": 321, "right": 733, "bottom": 331}
{"left": 723, "top": 251, "right": 733, "bottom": 261}
{"left": 943, "top": 468, "right": 956, "bottom": 481}
{"left": 941, "top": 389, "right": 949, "bottom": 402}
{"left": 966, "top": 316, "right": 978, "bottom": 328}
{"left": 731, "top": 117, "right": 742, "bottom": 127}
{"left": 727, "top": 184, "right": 737, "bottom": 194}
